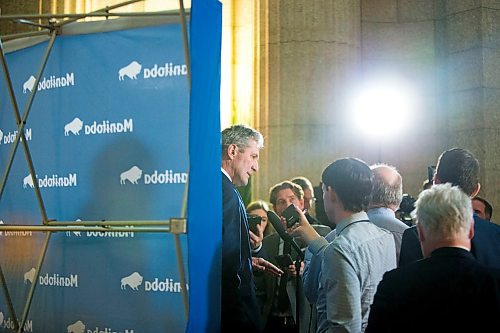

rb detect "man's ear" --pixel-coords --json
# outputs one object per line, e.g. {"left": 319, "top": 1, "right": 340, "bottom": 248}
{"left": 417, "top": 223, "right": 425, "bottom": 243}
{"left": 226, "top": 144, "right": 238, "bottom": 160}
{"left": 470, "top": 183, "right": 481, "bottom": 198}
{"left": 468, "top": 220, "right": 475, "bottom": 240}
{"left": 328, "top": 187, "right": 338, "bottom": 203}
{"left": 298, "top": 198, "right": 305, "bottom": 210}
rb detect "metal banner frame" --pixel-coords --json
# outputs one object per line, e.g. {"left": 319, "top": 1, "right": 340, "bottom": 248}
{"left": 0, "top": 1, "right": 191, "bottom": 332}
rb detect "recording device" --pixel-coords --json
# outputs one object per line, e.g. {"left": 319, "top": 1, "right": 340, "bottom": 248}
{"left": 266, "top": 211, "right": 304, "bottom": 260}
{"left": 247, "top": 214, "right": 262, "bottom": 234}
{"left": 396, "top": 194, "right": 416, "bottom": 226}
{"left": 282, "top": 204, "right": 300, "bottom": 228}
{"left": 275, "top": 253, "right": 293, "bottom": 267}
{"left": 266, "top": 211, "right": 304, "bottom": 328}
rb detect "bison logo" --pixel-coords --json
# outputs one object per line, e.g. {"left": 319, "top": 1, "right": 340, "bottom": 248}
{"left": 64, "top": 117, "right": 83, "bottom": 136}
{"left": 24, "top": 267, "right": 36, "bottom": 284}
{"left": 23, "top": 174, "right": 34, "bottom": 188}
{"left": 67, "top": 320, "right": 85, "bottom": 333}
{"left": 23, "top": 75, "right": 36, "bottom": 93}
{"left": 119, "top": 61, "right": 142, "bottom": 80}
{"left": 0, "top": 312, "right": 3, "bottom": 326}
{"left": 121, "top": 271, "right": 143, "bottom": 290}
{"left": 66, "top": 219, "right": 82, "bottom": 237}
{"left": 120, "top": 166, "right": 142, "bottom": 185}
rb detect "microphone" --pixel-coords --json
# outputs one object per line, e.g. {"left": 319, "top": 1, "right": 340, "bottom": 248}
{"left": 267, "top": 210, "right": 304, "bottom": 260}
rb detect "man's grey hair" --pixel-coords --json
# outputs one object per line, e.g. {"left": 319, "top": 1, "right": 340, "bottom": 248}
{"left": 221, "top": 124, "right": 264, "bottom": 154}
{"left": 414, "top": 183, "right": 473, "bottom": 238}
{"left": 370, "top": 164, "right": 403, "bottom": 208}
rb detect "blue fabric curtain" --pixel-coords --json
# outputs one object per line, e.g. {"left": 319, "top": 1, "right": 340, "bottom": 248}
{"left": 187, "top": 1, "right": 222, "bottom": 332}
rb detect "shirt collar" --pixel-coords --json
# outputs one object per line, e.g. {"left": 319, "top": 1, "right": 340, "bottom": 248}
{"left": 368, "top": 207, "right": 395, "bottom": 217}
{"left": 336, "top": 211, "right": 369, "bottom": 235}
{"left": 221, "top": 167, "right": 231, "bottom": 182}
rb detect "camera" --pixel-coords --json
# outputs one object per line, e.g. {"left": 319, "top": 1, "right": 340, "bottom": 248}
{"left": 396, "top": 194, "right": 416, "bottom": 226}
{"left": 282, "top": 204, "right": 300, "bottom": 228}
{"left": 247, "top": 214, "right": 262, "bottom": 234}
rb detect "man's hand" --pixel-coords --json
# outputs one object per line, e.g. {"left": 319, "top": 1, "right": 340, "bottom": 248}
{"left": 289, "top": 205, "right": 321, "bottom": 244}
{"left": 285, "top": 261, "right": 305, "bottom": 277}
{"left": 252, "top": 257, "right": 283, "bottom": 277}
{"left": 249, "top": 222, "right": 265, "bottom": 250}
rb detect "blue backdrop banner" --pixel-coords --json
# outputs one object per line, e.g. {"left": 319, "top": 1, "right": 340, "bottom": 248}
{"left": 0, "top": 22, "right": 189, "bottom": 332}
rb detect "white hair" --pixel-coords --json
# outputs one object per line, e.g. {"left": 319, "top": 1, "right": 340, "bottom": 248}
{"left": 414, "top": 183, "right": 473, "bottom": 238}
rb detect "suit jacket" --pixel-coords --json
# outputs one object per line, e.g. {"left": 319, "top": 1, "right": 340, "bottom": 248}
{"left": 221, "top": 173, "right": 262, "bottom": 332}
{"left": 366, "top": 247, "right": 500, "bottom": 333}
{"left": 399, "top": 215, "right": 500, "bottom": 269}
{"left": 255, "top": 224, "right": 331, "bottom": 332}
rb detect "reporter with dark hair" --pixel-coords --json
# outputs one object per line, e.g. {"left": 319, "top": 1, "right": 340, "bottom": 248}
{"left": 399, "top": 147, "right": 500, "bottom": 268}
{"left": 255, "top": 181, "right": 330, "bottom": 332}
{"left": 294, "top": 158, "right": 396, "bottom": 332}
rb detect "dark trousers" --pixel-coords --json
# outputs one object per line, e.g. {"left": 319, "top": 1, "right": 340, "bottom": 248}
{"left": 264, "top": 315, "right": 297, "bottom": 332}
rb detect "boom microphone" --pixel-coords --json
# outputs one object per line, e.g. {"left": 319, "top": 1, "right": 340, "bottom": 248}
{"left": 267, "top": 210, "right": 304, "bottom": 260}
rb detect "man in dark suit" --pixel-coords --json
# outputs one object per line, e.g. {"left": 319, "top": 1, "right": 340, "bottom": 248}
{"left": 367, "top": 183, "right": 500, "bottom": 333}
{"left": 399, "top": 147, "right": 500, "bottom": 269}
{"left": 221, "top": 124, "right": 282, "bottom": 332}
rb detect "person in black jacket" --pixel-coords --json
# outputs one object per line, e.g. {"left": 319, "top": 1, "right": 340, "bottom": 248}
{"left": 221, "top": 124, "right": 281, "bottom": 332}
{"left": 367, "top": 183, "right": 500, "bottom": 333}
{"left": 399, "top": 147, "right": 500, "bottom": 269}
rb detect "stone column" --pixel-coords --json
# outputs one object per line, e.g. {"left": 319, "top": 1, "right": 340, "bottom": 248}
{"left": 360, "top": 0, "right": 439, "bottom": 195}
{"left": 436, "top": 0, "right": 500, "bottom": 217}
{"left": 255, "top": 0, "right": 361, "bottom": 199}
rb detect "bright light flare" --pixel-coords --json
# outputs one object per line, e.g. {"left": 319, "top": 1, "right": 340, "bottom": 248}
{"left": 349, "top": 77, "right": 418, "bottom": 139}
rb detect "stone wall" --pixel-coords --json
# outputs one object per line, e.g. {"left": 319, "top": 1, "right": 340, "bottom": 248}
{"left": 2, "top": 0, "right": 499, "bottom": 221}
{"left": 255, "top": 0, "right": 499, "bottom": 222}
{"left": 435, "top": 0, "right": 500, "bottom": 220}
{"left": 0, "top": 1, "right": 56, "bottom": 36}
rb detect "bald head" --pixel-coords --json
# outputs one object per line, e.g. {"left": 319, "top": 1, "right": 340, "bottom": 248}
{"left": 373, "top": 165, "right": 401, "bottom": 185}
{"left": 369, "top": 164, "right": 403, "bottom": 211}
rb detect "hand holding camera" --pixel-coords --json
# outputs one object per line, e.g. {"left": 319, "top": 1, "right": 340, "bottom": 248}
{"left": 282, "top": 204, "right": 301, "bottom": 228}
{"left": 247, "top": 214, "right": 262, "bottom": 234}
{"left": 247, "top": 214, "right": 264, "bottom": 250}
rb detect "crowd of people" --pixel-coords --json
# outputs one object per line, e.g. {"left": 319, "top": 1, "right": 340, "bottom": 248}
{"left": 220, "top": 124, "right": 500, "bottom": 333}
